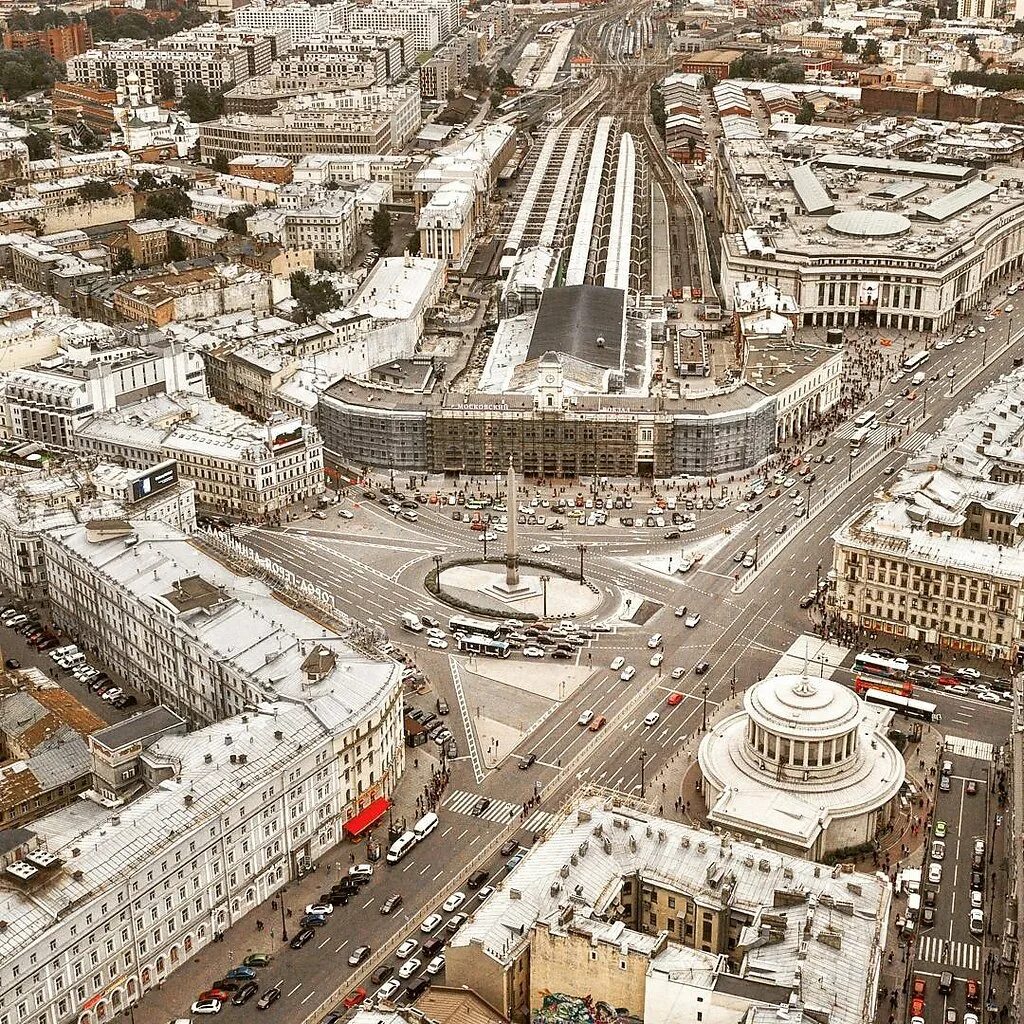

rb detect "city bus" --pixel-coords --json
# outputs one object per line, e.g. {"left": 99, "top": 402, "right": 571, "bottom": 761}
{"left": 455, "top": 633, "right": 511, "bottom": 658}
{"left": 449, "top": 615, "right": 504, "bottom": 639}
{"left": 853, "top": 411, "right": 878, "bottom": 429}
{"left": 853, "top": 652, "right": 909, "bottom": 680}
{"left": 854, "top": 675, "right": 914, "bottom": 698}
{"left": 862, "top": 687, "right": 938, "bottom": 722}
{"left": 902, "top": 351, "right": 929, "bottom": 373}
{"left": 849, "top": 425, "right": 871, "bottom": 448}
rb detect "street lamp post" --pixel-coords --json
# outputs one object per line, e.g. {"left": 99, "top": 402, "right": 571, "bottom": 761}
{"left": 639, "top": 748, "right": 647, "bottom": 798}
{"left": 576, "top": 543, "right": 588, "bottom": 585}
{"left": 280, "top": 886, "right": 288, "bottom": 942}
{"left": 540, "top": 574, "right": 550, "bottom": 618}
{"left": 805, "top": 479, "right": 813, "bottom": 512}
{"left": 753, "top": 532, "right": 761, "bottom": 570}
{"left": 701, "top": 682, "right": 709, "bottom": 732}
{"left": 482, "top": 522, "right": 490, "bottom": 561}
{"left": 847, "top": 447, "right": 854, "bottom": 483}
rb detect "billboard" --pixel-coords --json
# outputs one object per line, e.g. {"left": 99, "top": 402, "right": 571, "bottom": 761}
{"left": 130, "top": 460, "right": 179, "bottom": 502}
{"left": 268, "top": 418, "right": 304, "bottom": 452}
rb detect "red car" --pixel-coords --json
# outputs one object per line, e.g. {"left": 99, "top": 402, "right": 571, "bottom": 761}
{"left": 935, "top": 675, "right": 958, "bottom": 687}
{"left": 343, "top": 987, "right": 367, "bottom": 1009}
{"left": 910, "top": 997, "right": 925, "bottom": 1019}
{"left": 199, "top": 989, "right": 230, "bottom": 1003}
{"left": 666, "top": 693, "right": 683, "bottom": 706}
{"left": 912, "top": 977, "right": 926, "bottom": 1000}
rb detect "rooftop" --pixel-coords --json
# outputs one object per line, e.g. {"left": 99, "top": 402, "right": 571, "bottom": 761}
{"left": 527, "top": 285, "right": 626, "bottom": 368}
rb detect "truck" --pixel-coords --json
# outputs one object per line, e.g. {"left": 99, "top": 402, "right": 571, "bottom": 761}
{"left": 400, "top": 611, "right": 423, "bottom": 633}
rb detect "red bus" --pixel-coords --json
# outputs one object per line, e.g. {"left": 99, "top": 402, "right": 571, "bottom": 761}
{"left": 855, "top": 675, "right": 913, "bottom": 698}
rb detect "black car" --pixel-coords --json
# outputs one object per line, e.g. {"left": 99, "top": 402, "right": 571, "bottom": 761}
{"left": 471, "top": 797, "right": 491, "bottom": 817}
{"left": 407, "top": 977, "right": 431, "bottom": 1000}
{"left": 213, "top": 979, "right": 241, "bottom": 992}
{"left": 518, "top": 753, "right": 538, "bottom": 770}
{"left": 290, "top": 928, "right": 315, "bottom": 949}
{"left": 421, "top": 615, "right": 440, "bottom": 629}
{"left": 380, "top": 893, "right": 403, "bottom": 915}
{"left": 694, "top": 661, "right": 710, "bottom": 676}
{"left": 232, "top": 981, "right": 259, "bottom": 1005}
{"left": 970, "top": 871, "right": 984, "bottom": 891}
{"left": 300, "top": 913, "right": 327, "bottom": 928}
{"left": 257, "top": 986, "right": 282, "bottom": 1009}
{"left": 407, "top": 708, "right": 427, "bottom": 723}
{"left": 467, "top": 869, "right": 490, "bottom": 889}
{"left": 499, "top": 839, "right": 519, "bottom": 857}
{"left": 320, "top": 890, "right": 349, "bottom": 906}
{"left": 799, "top": 594, "right": 816, "bottom": 609}
{"left": 4, "top": 658, "right": 19, "bottom": 669}
{"left": 551, "top": 649, "right": 572, "bottom": 660}
{"left": 664, "top": 530, "right": 680, "bottom": 540}
{"left": 370, "top": 965, "right": 394, "bottom": 985}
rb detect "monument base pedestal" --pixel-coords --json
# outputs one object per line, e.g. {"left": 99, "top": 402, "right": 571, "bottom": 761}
{"left": 478, "top": 576, "right": 542, "bottom": 605}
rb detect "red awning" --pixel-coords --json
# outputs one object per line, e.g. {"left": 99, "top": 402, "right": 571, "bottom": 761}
{"left": 344, "top": 797, "right": 390, "bottom": 838}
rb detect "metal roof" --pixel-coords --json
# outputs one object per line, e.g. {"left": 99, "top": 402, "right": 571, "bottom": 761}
{"left": 916, "top": 179, "right": 998, "bottom": 222}
{"left": 789, "top": 164, "right": 833, "bottom": 215}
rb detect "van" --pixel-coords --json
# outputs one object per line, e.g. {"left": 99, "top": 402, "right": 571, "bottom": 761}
{"left": 64, "top": 652, "right": 86, "bottom": 667}
{"left": 50, "top": 645, "right": 77, "bottom": 660}
{"left": 912, "top": 371, "right": 926, "bottom": 386}
{"left": 938, "top": 971, "right": 953, "bottom": 995}
{"left": 467, "top": 869, "right": 490, "bottom": 889}
{"left": 400, "top": 611, "right": 423, "bottom": 633}
{"left": 422, "top": 935, "right": 445, "bottom": 958}
{"left": 406, "top": 977, "right": 431, "bottom": 999}
{"left": 386, "top": 830, "right": 417, "bottom": 864}
{"left": 413, "top": 811, "right": 439, "bottom": 841}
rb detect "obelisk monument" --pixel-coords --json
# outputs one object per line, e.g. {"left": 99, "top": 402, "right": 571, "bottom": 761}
{"left": 505, "top": 455, "right": 520, "bottom": 589}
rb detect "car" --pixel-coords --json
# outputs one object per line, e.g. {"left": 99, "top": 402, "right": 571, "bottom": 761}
{"left": 396, "top": 938, "right": 419, "bottom": 960}
{"left": 967, "top": 779, "right": 978, "bottom": 794}
{"left": 446, "top": 912, "right": 469, "bottom": 934}
{"left": 939, "top": 775, "right": 950, "bottom": 792}
{"left": 471, "top": 797, "right": 491, "bottom": 816}
{"left": 643, "top": 711, "right": 660, "bottom": 727}
{"left": 684, "top": 613, "right": 701, "bottom": 628}
{"left": 610, "top": 656, "right": 626, "bottom": 671}
{"left": 202, "top": 986, "right": 234, "bottom": 1000}
{"left": 620, "top": 665, "right": 636, "bottom": 682}
{"left": 348, "top": 945, "right": 372, "bottom": 967}
{"left": 442, "top": 891, "right": 466, "bottom": 912}
{"left": 343, "top": 987, "right": 367, "bottom": 1009}
{"left": 670, "top": 667, "right": 685, "bottom": 681}
{"left": 965, "top": 978, "right": 980, "bottom": 1006}
{"left": 338, "top": 508, "right": 354, "bottom": 519}
{"left": 232, "top": 982, "right": 259, "bottom": 1006}
{"left": 289, "top": 927, "right": 315, "bottom": 948}
{"left": 243, "top": 954, "right": 272, "bottom": 968}
{"left": 551, "top": 648, "right": 572, "bottom": 660}
{"left": 500, "top": 838, "right": 519, "bottom": 857}
{"left": 588, "top": 714, "right": 607, "bottom": 732}
{"left": 3, "top": 657, "right": 19, "bottom": 669}
{"left": 928, "top": 862, "right": 943, "bottom": 884}
{"left": 666, "top": 692, "right": 683, "bottom": 706}
{"left": 930, "top": 840, "right": 945, "bottom": 861}
{"left": 427, "top": 637, "right": 449, "bottom": 650}
{"left": 518, "top": 753, "right": 538, "bottom": 770}
{"left": 799, "top": 593, "right": 816, "bottom": 609}
{"left": 398, "top": 958, "right": 422, "bottom": 979}
{"left": 225, "top": 966, "right": 257, "bottom": 981}
{"left": 577, "top": 709, "right": 595, "bottom": 726}
{"left": 649, "top": 652, "right": 663, "bottom": 667}
{"left": 380, "top": 893, "right": 403, "bottom": 915}
{"left": 371, "top": 965, "right": 395, "bottom": 988}
{"left": 969, "top": 909, "right": 984, "bottom": 935}
{"left": 426, "top": 955, "right": 446, "bottom": 976}
{"left": 977, "top": 692, "right": 1000, "bottom": 704}
{"left": 694, "top": 661, "right": 710, "bottom": 675}
{"left": 192, "top": 1000, "right": 223, "bottom": 1015}
{"left": 522, "top": 645, "right": 545, "bottom": 658}
{"left": 733, "top": 550, "right": 745, "bottom": 562}
{"left": 305, "top": 903, "right": 333, "bottom": 917}
{"left": 647, "top": 633, "right": 662, "bottom": 649}
{"left": 300, "top": 913, "right": 327, "bottom": 928}
{"left": 970, "top": 889, "right": 982, "bottom": 910}
{"left": 531, "top": 543, "right": 551, "bottom": 553}
{"left": 506, "top": 851, "right": 525, "bottom": 872}
{"left": 376, "top": 978, "right": 401, "bottom": 1001}
{"left": 349, "top": 863, "right": 374, "bottom": 881}
{"left": 476, "top": 885, "right": 495, "bottom": 901}
{"left": 933, "top": 820, "right": 947, "bottom": 839}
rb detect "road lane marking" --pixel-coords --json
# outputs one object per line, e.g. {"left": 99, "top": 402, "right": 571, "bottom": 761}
{"left": 301, "top": 991, "right": 317, "bottom": 1004}
{"left": 433, "top": 870, "right": 444, "bottom": 880}
{"left": 362, "top": 897, "right": 374, "bottom": 908}
{"left": 286, "top": 983, "right": 302, "bottom": 996}
{"left": 318, "top": 936, "right": 331, "bottom": 948}
{"left": 335, "top": 940, "right": 349, "bottom": 953}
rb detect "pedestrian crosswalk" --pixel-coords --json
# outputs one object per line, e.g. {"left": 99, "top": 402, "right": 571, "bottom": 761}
{"left": 444, "top": 789, "right": 518, "bottom": 823}
{"left": 944, "top": 736, "right": 995, "bottom": 761}
{"left": 915, "top": 935, "right": 981, "bottom": 971}
{"left": 524, "top": 809, "right": 558, "bottom": 834}
{"left": 900, "top": 430, "right": 930, "bottom": 455}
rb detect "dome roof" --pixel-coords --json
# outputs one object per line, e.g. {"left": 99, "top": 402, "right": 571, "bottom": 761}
{"left": 744, "top": 674, "right": 861, "bottom": 740}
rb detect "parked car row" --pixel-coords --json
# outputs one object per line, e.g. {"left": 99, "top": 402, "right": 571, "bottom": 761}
{"left": 191, "top": 954, "right": 276, "bottom": 1014}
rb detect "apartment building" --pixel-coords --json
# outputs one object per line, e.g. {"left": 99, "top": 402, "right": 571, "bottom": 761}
{"left": 348, "top": 0, "right": 460, "bottom": 53}
{"left": 446, "top": 795, "right": 890, "bottom": 1024}
{"left": 234, "top": 0, "right": 352, "bottom": 44}
{"left": 161, "top": 25, "right": 286, "bottom": 76}
{"left": 832, "top": 366, "right": 1024, "bottom": 663}
{"left": 417, "top": 180, "right": 476, "bottom": 269}
{"left": 198, "top": 84, "right": 422, "bottom": 162}
{"left": 0, "top": 337, "right": 206, "bottom": 450}
{"left": 299, "top": 28, "right": 414, "bottom": 82}
{"left": 74, "top": 395, "right": 324, "bottom": 517}
{"left": 0, "top": 518, "right": 403, "bottom": 1024}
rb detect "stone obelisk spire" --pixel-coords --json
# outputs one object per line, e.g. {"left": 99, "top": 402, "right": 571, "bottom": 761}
{"left": 505, "top": 455, "right": 520, "bottom": 589}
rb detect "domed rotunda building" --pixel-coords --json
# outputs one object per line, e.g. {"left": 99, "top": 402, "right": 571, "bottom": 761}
{"left": 697, "top": 673, "right": 905, "bottom": 860}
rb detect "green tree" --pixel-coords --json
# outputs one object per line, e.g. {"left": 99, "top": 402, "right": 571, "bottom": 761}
{"left": 649, "top": 83, "right": 666, "bottom": 137}
{"left": 167, "top": 233, "right": 186, "bottom": 262}
{"left": 0, "top": 50, "right": 63, "bottom": 99}
{"left": 966, "top": 37, "right": 981, "bottom": 61}
{"left": 290, "top": 271, "right": 342, "bottom": 323}
{"left": 223, "top": 204, "right": 256, "bottom": 234}
{"left": 796, "top": 99, "right": 815, "bottom": 124}
{"left": 860, "top": 38, "right": 881, "bottom": 63}
{"left": 841, "top": 32, "right": 858, "bottom": 53}
{"left": 135, "top": 169, "right": 161, "bottom": 191}
{"left": 179, "top": 83, "right": 226, "bottom": 122}
{"left": 112, "top": 249, "right": 135, "bottom": 274}
{"left": 467, "top": 64, "right": 491, "bottom": 92}
{"left": 24, "top": 129, "right": 52, "bottom": 161}
{"left": 493, "top": 67, "right": 514, "bottom": 94}
{"left": 142, "top": 187, "right": 192, "bottom": 220}
{"left": 370, "top": 209, "right": 393, "bottom": 253}
{"left": 406, "top": 231, "right": 421, "bottom": 256}
{"left": 809, "top": 19, "right": 823, "bottom": 30}
{"left": 79, "top": 179, "right": 116, "bottom": 201}
{"left": 920, "top": 6, "right": 935, "bottom": 26}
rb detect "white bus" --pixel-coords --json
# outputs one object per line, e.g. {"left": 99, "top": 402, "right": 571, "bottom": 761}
{"left": 455, "top": 634, "right": 511, "bottom": 658}
{"left": 849, "top": 425, "right": 871, "bottom": 448}
{"left": 853, "top": 411, "right": 878, "bottom": 429}
{"left": 902, "top": 351, "right": 929, "bottom": 373}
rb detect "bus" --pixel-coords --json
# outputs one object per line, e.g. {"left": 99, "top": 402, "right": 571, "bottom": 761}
{"left": 902, "top": 351, "right": 929, "bottom": 373}
{"left": 455, "top": 633, "right": 511, "bottom": 658}
{"left": 862, "top": 687, "right": 938, "bottom": 722}
{"left": 850, "top": 425, "right": 871, "bottom": 448}
{"left": 854, "top": 411, "right": 878, "bottom": 429}
{"left": 854, "top": 675, "right": 913, "bottom": 698}
{"left": 853, "top": 652, "right": 909, "bottom": 680}
{"left": 449, "top": 615, "right": 504, "bottom": 639}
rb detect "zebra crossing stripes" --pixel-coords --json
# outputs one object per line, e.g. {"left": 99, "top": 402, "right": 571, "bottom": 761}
{"left": 943, "top": 736, "right": 994, "bottom": 761}
{"left": 915, "top": 935, "right": 981, "bottom": 971}
{"left": 900, "top": 430, "right": 930, "bottom": 454}
{"left": 524, "top": 809, "right": 557, "bottom": 834}
{"left": 443, "top": 789, "right": 518, "bottom": 823}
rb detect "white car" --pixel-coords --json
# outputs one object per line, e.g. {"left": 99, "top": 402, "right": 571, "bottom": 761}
{"left": 890, "top": 373, "right": 902, "bottom": 384}
{"left": 971, "top": 890, "right": 983, "bottom": 910}
{"left": 305, "top": 902, "right": 333, "bottom": 915}
{"left": 680, "top": 522, "right": 696, "bottom": 532}
{"left": 338, "top": 508, "right": 354, "bottom": 519}
{"left": 684, "top": 613, "right": 701, "bottom": 628}
{"left": 957, "top": 667, "right": 982, "bottom": 679}
{"left": 928, "top": 862, "right": 942, "bottom": 884}
{"left": 649, "top": 652, "right": 663, "bottom": 667}
{"left": 619, "top": 665, "right": 636, "bottom": 682}
{"left": 101, "top": 688, "right": 123, "bottom": 702}
{"left": 784, "top": 477, "right": 796, "bottom": 487}
{"left": 478, "top": 532, "right": 497, "bottom": 542}
{"left": 978, "top": 692, "right": 1001, "bottom": 704}
{"left": 577, "top": 709, "right": 595, "bottom": 726}
{"left": 643, "top": 711, "right": 660, "bottom": 727}
{"left": 884, "top": 398, "right": 895, "bottom": 408}
{"left": 647, "top": 634, "right": 662, "bottom": 649}
{"left": 398, "top": 957, "right": 422, "bottom": 979}
{"left": 476, "top": 885, "right": 495, "bottom": 901}
{"left": 671, "top": 667, "right": 685, "bottom": 680}
{"left": 610, "top": 656, "right": 625, "bottom": 670}
{"left": 395, "top": 939, "right": 418, "bottom": 960}
{"left": 426, "top": 628, "right": 446, "bottom": 640}
{"left": 420, "top": 913, "right": 443, "bottom": 934}
{"left": 531, "top": 543, "right": 551, "bottom": 553}
{"left": 824, "top": 455, "right": 835, "bottom": 464}
{"left": 377, "top": 979, "right": 401, "bottom": 1001}
{"left": 427, "top": 638, "right": 449, "bottom": 650}
{"left": 969, "top": 909, "right": 984, "bottom": 935}
{"left": 522, "top": 646, "right": 545, "bottom": 658}
{"left": 191, "top": 1000, "right": 222, "bottom": 1015}
{"left": 426, "top": 955, "right": 446, "bottom": 976}
{"left": 442, "top": 891, "right": 466, "bottom": 913}
{"left": 735, "top": 502, "right": 750, "bottom": 513}
{"left": 349, "top": 863, "right": 374, "bottom": 881}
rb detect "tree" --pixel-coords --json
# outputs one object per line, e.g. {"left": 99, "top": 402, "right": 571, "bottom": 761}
{"left": 223, "top": 204, "right": 256, "bottom": 235}
{"left": 212, "top": 153, "right": 229, "bottom": 174}
{"left": 79, "top": 179, "right": 116, "bottom": 202}
{"left": 136, "top": 169, "right": 161, "bottom": 191}
{"left": 649, "top": 84, "right": 666, "bottom": 137}
{"left": 841, "top": 32, "right": 858, "bottom": 53}
{"left": 24, "top": 129, "right": 52, "bottom": 161}
{"left": 142, "top": 187, "right": 192, "bottom": 220}
{"left": 406, "top": 231, "right": 421, "bottom": 256}
{"left": 290, "top": 271, "right": 342, "bottom": 323}
{"left": 493, "top": 67, "right": 514, "bottom": 94}
{"left": 370, "top": 209, "right": 393, "bottom": 254}
{"left": 112, "top": 249, "right": 135, "bottom": 274}
{"left": 159, "top": 72, "right": 176, "bottom": 101}
{"left": 167, "top": 233, "right": 186, "bottom": 262}
{"left": 796, "top": 99, "right": 815, "bottom": 124}
{"left": 920, "top": 6, "right": 935, "bottom": 27}
{"left": 179, "top": 83, "right": 226, "bottom": 122}
{"left": 0, "top": 50, "right": 63, "bottom": 99}
{"left": 965, "top": 37, "right": 981, "bottom": 61}
{"left": 467, "top": 64, "right": 491, "bottom": 92}
{"left": 809, "top": 19, "right": 823, "bottom": 30}
{"left": 860, "top": 38, "right": 881, "bottom": 63}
